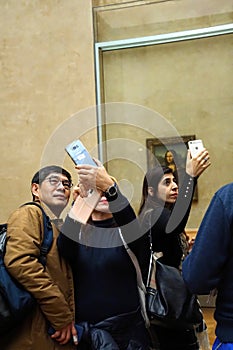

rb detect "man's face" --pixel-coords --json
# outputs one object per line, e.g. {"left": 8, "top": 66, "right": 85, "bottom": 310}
{"left": 31, "top": 173, "right": 71, "bottom": 216}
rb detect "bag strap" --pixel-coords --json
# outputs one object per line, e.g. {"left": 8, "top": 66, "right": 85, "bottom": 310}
{"left": 118, "top": 228, "right": 150, "bottom": 327}
{"left": 22, "top": 202, "right": 53, "bottom": 267}
{"left": 147, "top": 212, "right": 155, "bottom": 287}
{"left": 0, "top": 225, "right": 7, "bottom": 255}
{"left": 118, "top": 228, "right": 145, "bottom": 291}
{"left": 146, "top": 212, "right": 163, "bottom": 288}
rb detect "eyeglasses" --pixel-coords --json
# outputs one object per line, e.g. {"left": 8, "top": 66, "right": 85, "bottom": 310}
{"left": 45, "top": 176, "right": 73, "bottom": 190}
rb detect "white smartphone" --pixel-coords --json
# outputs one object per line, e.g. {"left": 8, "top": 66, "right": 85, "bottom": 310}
{"left": 188, "top": 139, "right": 204, "bottom": 158}
{"left": 65, "top": 139, "right": 96, "bottom": 166}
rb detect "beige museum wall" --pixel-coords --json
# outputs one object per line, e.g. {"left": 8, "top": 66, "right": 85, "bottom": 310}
{"left": 101, "top": 34, "right": 233, "bottom": 228}
{"left": 93, "top": 0, "right": 233, "bottom": 41}
{"left": 0, "top": 0, "right": 97, "bottom": 222}
{"left": 94, "top": 0, "right": 233, "bottom": 229}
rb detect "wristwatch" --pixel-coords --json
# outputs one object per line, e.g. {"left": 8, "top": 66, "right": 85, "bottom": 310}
{"left": 104, "top": 182, "right": 117, "bottom": 199}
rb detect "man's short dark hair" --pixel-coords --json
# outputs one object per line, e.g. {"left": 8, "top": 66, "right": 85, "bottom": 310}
{"left": 31, "top": 165, "right": 72, "bottom": 185}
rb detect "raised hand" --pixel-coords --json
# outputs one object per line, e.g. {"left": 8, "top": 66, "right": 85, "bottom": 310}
{"left": 186, "top": 149, "right": 211, "bottom": 178}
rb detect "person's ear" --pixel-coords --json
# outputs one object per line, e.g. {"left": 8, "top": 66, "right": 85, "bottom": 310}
{"left": 148, "top": 186, "right": 154, "bottom": 197}
{"left": 31, "top": 183, "right": 40, "bottom": 199}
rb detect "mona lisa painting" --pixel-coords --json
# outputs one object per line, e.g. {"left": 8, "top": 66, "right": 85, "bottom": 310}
{"left": 146, "top": 135, "right": 198, "bottom": 200}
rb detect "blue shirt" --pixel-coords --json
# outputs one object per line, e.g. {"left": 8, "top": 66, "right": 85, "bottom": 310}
{"left": 182, "top": 183, "right": 233, "bottom": 342}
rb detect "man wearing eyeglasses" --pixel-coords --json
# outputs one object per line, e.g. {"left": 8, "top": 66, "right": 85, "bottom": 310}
{"left": 2, "top": 165, "right": 77, "bottom": 350}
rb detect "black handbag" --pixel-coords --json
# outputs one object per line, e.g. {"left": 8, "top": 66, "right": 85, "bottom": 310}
{"left": 146, "top": 225, "right": 203, "bottom": 329}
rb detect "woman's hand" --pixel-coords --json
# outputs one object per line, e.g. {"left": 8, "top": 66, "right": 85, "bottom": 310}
{"left": 75, "top": 161, "right": 114, "bottom": 197}
{"left": 186, "top": 149, "right": 211, "bottom": 178}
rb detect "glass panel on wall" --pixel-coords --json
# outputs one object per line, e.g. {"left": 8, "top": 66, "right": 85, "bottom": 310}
{"left": 93, "top": 0, "right": 233, "bottom": 227}
{"left": 97, "top": 33, "right": 233, "bottom": 226}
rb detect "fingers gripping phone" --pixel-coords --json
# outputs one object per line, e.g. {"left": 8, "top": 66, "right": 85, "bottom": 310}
{"left": 65, "top": 140, "right": 101, "bottom": 224}
{"left": 188, "top": 140, "right": 204, "bottom": 158}
{"left": 65, "top": 140, "right": 97, "bottom": 167}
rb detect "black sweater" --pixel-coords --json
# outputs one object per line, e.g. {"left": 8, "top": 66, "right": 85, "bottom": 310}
{"left": 58, "top": 189, "right": 148, "bottom": 323}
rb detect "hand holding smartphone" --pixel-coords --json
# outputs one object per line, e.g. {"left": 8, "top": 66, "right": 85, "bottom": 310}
{"left": 65, "top": 139, "right": 97, "bottom": 167}
{"left": 188, "top": 140, "right": 204, "bottom": 158}
{"left": 65, "top": 140, "right": 101, "bottom": 224}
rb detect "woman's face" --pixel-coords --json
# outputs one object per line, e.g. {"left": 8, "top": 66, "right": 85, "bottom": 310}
{"left": 156, "top": 173, "right": 178, "bottom": 204}
{"left": 165, "top": 151, "right": 174, "bottom": 164}
{"left": 94, "top": 196, "right": 111, "bottom": 213}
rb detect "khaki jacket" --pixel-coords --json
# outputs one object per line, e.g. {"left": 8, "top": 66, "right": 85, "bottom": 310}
{"left": 1, "top": 201, "right": 76, "bottom": 350}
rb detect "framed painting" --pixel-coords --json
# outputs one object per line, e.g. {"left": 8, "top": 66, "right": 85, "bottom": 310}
{"left": 146, "top": 135, "right": 198, "bottom": 200}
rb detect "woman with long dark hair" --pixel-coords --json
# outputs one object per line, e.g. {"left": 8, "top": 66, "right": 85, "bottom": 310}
{"left": 139, "top": 148, "right": 210, "bottom": 350}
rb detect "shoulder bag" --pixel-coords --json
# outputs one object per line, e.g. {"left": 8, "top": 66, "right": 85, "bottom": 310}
{"left": 146, "top": 214, "right": 203, "bottom": 329}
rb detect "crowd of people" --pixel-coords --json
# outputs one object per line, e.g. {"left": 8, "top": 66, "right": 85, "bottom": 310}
{"left": 1, "top": 144, "right": 233, "bottom": 350}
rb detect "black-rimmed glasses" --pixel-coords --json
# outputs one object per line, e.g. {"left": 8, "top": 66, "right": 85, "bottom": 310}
{"left": 45, "top": 176, "right": 73, "bottom": 190}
